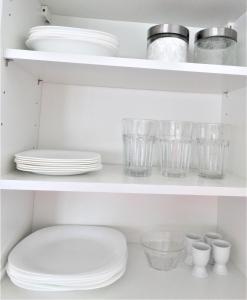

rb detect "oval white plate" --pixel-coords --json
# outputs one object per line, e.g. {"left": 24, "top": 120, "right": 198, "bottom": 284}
{"left": 29, "top": 26, "right": 117, "bottom": 40}
{"left": 26, "top": 37, "right": 118, "bottom": 56}
{"left": 8, "top": 226, "right": 127, "bottom": 277}
{"left": 9, "top": 267, "right": 126, "bottom": 291}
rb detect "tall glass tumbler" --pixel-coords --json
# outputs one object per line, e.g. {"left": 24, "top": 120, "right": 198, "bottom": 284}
{"left": 122, "top": 119, "right": 158, "bottom": 177}
{"left": 196, "top": 123, "right": 229, "bottom": 179}
{"left": 159, "top": 121, "right": 193, "bottom": 177}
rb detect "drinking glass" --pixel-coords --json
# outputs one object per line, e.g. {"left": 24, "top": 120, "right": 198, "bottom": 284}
{"left": 195, "top": 123, "right": 229, "bottom": 179}
{"left": 122, "top": 119, "right": 158, "bottom": 177}
{"left": 195, "top": 123, "right": 226, "bottom": 140}
{"left": 159, "top": 121, "right": 193, "bottom": 177}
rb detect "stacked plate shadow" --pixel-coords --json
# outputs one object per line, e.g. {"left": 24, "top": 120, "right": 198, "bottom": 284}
{"left": 26, "top": 26, "right": 119, "bottom": 56}
{"left": 7, "top": 226, "right": 128, "bottom": 291}
{"left": 15, "top": 149, "right": 102, "bottom": 175}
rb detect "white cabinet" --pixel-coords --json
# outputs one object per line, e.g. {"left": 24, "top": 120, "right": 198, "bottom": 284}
{"left": 1, "top": 0, "right": 246, "bottom": 299}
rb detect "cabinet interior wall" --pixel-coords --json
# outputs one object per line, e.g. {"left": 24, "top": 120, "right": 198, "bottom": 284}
{"left": 217, "top": 196, "right": 247, "bottom": 277}
{"left": 38, "top": 83, "right": 222, "bottom": 165}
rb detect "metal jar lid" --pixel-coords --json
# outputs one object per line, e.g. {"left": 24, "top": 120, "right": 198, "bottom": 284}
{"left": 195, "top": 27, "right": 237, "bottom": 42}
{"left": 148, "top": 24, "right": 189, "bottom": 43}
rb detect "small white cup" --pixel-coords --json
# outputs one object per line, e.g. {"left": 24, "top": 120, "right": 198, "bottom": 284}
{"left": 185, "top": 233, "right": 203, "bottom": 266}
{"left": 192, "top": 242, "right": 211, "bottom": 278}
{"left": 212, "top": 239, "right": 231, "bottom": 275}
{"left": 204, "top": 232, "right": 223, "bottom": 264}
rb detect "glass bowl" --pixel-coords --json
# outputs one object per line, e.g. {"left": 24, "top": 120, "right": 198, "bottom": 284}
{"left": 141, "top": 230, "right": 185, "bottom": 271}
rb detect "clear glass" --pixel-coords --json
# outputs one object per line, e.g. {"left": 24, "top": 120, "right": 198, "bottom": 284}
{"left": 122, "top": 119, "right": 158, "bottom": 177}
{"left": 195, "top": 123, "right": 230, "bottom": 179}
{"left": 159, "top": 121, "right": 193, "bottom": 177}
{"left": 190, "top": 125, "right": 198, "bottom": 170}
{"left": 195, "top": 123, "right": 228, "bottom": 140}
{"left": 197, "top": 139, "right": 229, "bottom": 179}
{"left": 141, "top": 230, "right": 185, "bottom": 271}
{"left": 194, "top": 36, "right": 237, "bottom": 65}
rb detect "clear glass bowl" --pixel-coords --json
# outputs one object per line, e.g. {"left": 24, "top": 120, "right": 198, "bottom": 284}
{"left": 141, "top": 230, "right": 185, "bottom": 271}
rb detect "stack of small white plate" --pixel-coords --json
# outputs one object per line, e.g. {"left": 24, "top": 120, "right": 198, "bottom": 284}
{"left": 15, "top": 149, "right": 102, "bottom": 175}
{"left": 26, "top": 26, "right": 119, "bottom": 56}
{"left": 7, "top": 226, "right": 128, "bottom": 291}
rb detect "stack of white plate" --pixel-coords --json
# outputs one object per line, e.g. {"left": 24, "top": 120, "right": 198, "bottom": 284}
{"left": 26, "top": 26, "right": 119, "bottom": 56}
{"left": 7, "top": 226, "right": 128, "bottom": 291}
{"left": 15, "top": 149, "right": 102, "bottom": 175}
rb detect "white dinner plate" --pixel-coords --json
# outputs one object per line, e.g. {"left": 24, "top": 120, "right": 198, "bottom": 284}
{"left": 15, "top": 158, "right": 101, "bottom": 165}
{"left": 26, "top": 36, "right": 118, "bottom": 56}
{"left": 15, "top": 150, "right": 101, "bottom": 162}
{"left": 16, "top": 163, "right": 101, "bottom": 170}
{"left": 16, "top": 165, "right": 102, "bottom": 175}
{"left": 15, "top": 159, "right": 100, "bottom": 167}
{"left": 7, "top": 255, "right": 127, "bottom": 284}
{"left": 26, "top": 35, "right": 118, "bottom": 49}
{"left": 29, "top": 26, "right": 118, "bottom": 41}
{"left": 9, "top": 267, "right": 126, "bottom": 291}
{"left": 8, "top": 226, "right": 127, "bottom": 277}
{"left": 28, "top": 32, "right": 119, "bottom": 47}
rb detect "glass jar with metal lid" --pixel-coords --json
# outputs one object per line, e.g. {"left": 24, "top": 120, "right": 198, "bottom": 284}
{"left": 147, "top": 24, "right": 189, "bottom": 62}
{"left": 194, "top": 27, "right": 238, "bottom": 65}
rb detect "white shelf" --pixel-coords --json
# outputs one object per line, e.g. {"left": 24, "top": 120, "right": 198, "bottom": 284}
{"left": 5, "top": 49, "right": 247, "bottom": 93}
{"left": 1, "top": 244, "right": 246, "bottom": 299}
{"left": 1, "top": 165, "right": 246, "bottom": 197}
{"left": 40, "top": 0, "right": 246, "bottom": 27}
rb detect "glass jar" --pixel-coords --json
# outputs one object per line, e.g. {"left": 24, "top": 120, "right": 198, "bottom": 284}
{"left": 147, "top": 24, "right": 189, "bottom": 62}
{"left": 194, "top": 27, "right": 237, "bottom": 65}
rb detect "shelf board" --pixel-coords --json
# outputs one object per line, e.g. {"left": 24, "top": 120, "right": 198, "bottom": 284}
{"left": 40, "top": 0, "right": 246, "bottom": 27}
{"left": 5, "top": 49, "right": 247, "bottom": 93}
{"left": 1, "top": 165, "right": 246, "bottom": 197}
{"left": 1, "top": 244, "right": 246, "bottom": 299}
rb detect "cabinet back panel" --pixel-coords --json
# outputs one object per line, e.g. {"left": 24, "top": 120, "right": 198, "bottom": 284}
{"left": 218, "top": 196, "right": 247, "bottom": 277}
{"left": 52, "top": 15, "right": 200, "bottom": 61}
{"left": 43, "top": 0, "right": 246, "bottom": 28}
{"left": 38, "top": 83, "right": 221, "bottom": 164}
{"left": 53, "top": 13, "right": 246, "bottom": 66}
{"left": 32, "top": 192, "right": 218, "bottom": 243}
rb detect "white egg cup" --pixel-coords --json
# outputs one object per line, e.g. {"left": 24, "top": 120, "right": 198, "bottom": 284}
{"left": 212, "top": 239, "right": 231, "bottom": 275}
{"left": 185, "top": 233, "right": 203, "bottom": 266}
{"left": 204, "top": 232, "right": 222, "bottom": 264}
{"left": 192, "top": 242, "right": 211, "bottom": 278}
